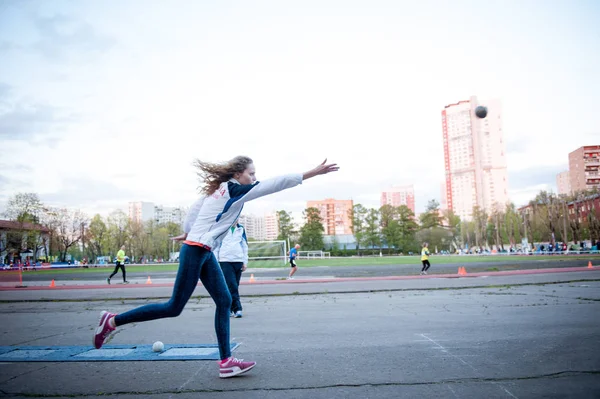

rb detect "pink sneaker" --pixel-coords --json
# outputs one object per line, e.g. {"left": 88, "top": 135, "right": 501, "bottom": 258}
{"left": 219, "top": 356, "right": 256, "bottom": 378}
{"left": 93, "top": 311, "right": 116, "bottom": 349}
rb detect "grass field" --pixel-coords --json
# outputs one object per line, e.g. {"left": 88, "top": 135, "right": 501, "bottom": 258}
{"left": 16, "top": 254, "right": 600, "bottom": 274}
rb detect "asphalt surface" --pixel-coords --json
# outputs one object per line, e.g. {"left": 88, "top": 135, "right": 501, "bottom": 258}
{"left": 0, "top": 269, "right": 600, "bottom": 398}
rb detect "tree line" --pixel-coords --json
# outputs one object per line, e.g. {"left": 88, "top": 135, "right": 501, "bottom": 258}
{"left": 1, "top": 193, "right": 183, "bottom": 263}
{"left": 2, "top": 187, "right": 599, "bottom": 263}
{"left": 275, "top": 188, "right": 600, "bottom": 254}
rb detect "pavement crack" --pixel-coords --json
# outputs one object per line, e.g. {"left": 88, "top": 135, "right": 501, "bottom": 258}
{"left": 3, "top": 370, "right": 598, "bottom": 397}
{"left": 0, "top": 364, "right": 49, "bottom": 385}
{"left": 12, "top": 326, "right": 86, "bottom": 346}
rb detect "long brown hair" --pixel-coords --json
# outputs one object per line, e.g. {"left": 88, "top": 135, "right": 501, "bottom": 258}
{"left": 194, "top": 156, "right": 253, "bottom": 195}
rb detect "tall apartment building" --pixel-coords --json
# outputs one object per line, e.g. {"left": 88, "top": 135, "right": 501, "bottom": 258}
{"left": 306, "top": 199, "right": 353, "bottom": 235}
{"left": 568, "top": 145, "right": 600, "bottom": 193}
{"left": 154, "top": 205, "right": 186, "bottom": 225}
{"left": 128, "top": 202, "right": 186, "bottom": 225}
{"left": 128, "top": 202, "right": 155, "bottom": 224}
{"left": 380, "top": 185, "right": 415, "bottom": 213}
{"left": 556, "top": 171, "right": 572, "bottom": 196}
{"left": 238, "top": 213, "right": 279, "bottom": 241}
{"left": 440, "top": 181, "right": 448, "bottom": 211}
{"left": 263, "top": 213, "right": 279, "bottom": 240}
{"left": 441, "top": 96, "right": 509, "bottom": 221}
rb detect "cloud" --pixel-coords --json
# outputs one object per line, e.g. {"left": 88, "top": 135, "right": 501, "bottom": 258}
{"left": 0, "top": 82, "right": 77, "bottom": 141}
{"left": 0, "top": 174, "right": 17, "bottom": 205}
{"left": 507, "top": 164, "right": 565, "bottom": 191}
{"left": 0, "top": 82, "right": 11, "bottom": 98}
{"left": 32, "top": 14, "right": 115, "bottom": 61}
{"left": 0, "top": 174, "right": 12, "bottom": 186}
{"left": 0, "top": 103, "right": 76, "bottom": 140}
{"left": 40, "top": 177, "right": 135, "bottom": 215}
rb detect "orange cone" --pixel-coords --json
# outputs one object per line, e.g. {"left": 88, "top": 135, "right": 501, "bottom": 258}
{"left": 588, "top": 261, "right": 593, "bottom": 269}
{"left": 249, "top": 274, "right": 255, "bottom": 283}
{"left": 457, "top": 267, "right": 462, "bottom": 275}
{"left": 49, "top": 279, "right": 55, "bottom": 288}
{"left": 146, "top": 276, "right": 152, "bottom": 284}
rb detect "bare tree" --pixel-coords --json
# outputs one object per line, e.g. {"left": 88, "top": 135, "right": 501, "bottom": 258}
{"left": 107, "top": 210, "right": 130, "bottom": 252}
{"left": 472, "top": 206, "right": 489, "bottom": 250}
{"left": 47, "top": 208, "right": 89, "bottom": 262}
{"left": 3, "top": 193, "right": 43, "bottom": 223}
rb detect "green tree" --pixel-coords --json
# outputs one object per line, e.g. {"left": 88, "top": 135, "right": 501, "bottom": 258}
{"left": 364, "top": 208, "right": 380, "bottom": 254}
{"left": 47, "top": 208, "right": 89, "bottom": 262}
{"left": 472, "top": 205, "right": 489, "bottom": 250}
{"left": 150, "top": 226, "right": 171, "bottom": 260}
{"left": 329, "top": 235, "right": 340, "bottom": 253}
{"left": 299, "top": 207, "right": 325, "bottom": 250}
{"left": 2, "top": 193, "right": 46, "bottom": 261}
{"left": 350, "top": 204, "right": 368, "bottom": 253}
{"left": 442, "top": 209, "right": 461, "bottom": 251}
{"left": 379, "top": 205, "right": 401, "bottom": 253}
{"left": 107, "top": 210, "right": 131, "bottom": 254}
{"left": 417, "top": 226, "right": 452, "bottom": 253}
{"left": 503, "top": 203, "right": 522, "bottom": 249}
{"left": 419, "top": 199, "right": 442, "bottom": 229}
{"left": 3, "top": 193, "right": 43, "bottom": 223}
{"left": 276, "top": 210, "right": 295, "bottom": 245}
{"left": 397, "top": 205, "right": 419, "bottom": 252}
{"left": 533, "top": 191, "right": 561, "bottom": 243}
{"left": 88, "top": 214, "right": 109, "bottom": 261}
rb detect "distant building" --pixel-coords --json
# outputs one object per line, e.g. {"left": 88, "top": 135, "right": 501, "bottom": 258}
{"left": 380, "top": 185, "right": 415, "bottom": 213}
{"left": 128, "top": 202, "right": 155, "bottom": 223}
{"left": 238, "top": 213, "right": 279, "bottom": 240}
{"left": 306, "top": 199, "right": 353, "bottom": 235}
{"left": 442, "top": 96, "right": 509, "bottom": 221}
{"left": 0, "top": 220, "right": 50, "bottom": 264}
{"left": 556, "top": 171, "right": 571, "bottom": 196}
{"left": 128, "top": 202, "right": 186, "bottom": 225}
{"left": 568, "top": 145, "right": 600, "bottom": 193}
{"left": 154, "top": 205, "right": 186, "bottom": 225}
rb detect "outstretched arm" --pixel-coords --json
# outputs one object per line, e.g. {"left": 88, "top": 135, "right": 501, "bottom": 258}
{"left": 236, "top": 159, "right": 340, "bottom": 203}
{"left": 302, "top": 159, "right": 339, "bottom": 181}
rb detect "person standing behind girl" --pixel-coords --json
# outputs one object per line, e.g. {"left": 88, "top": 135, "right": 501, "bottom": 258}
{"left": 214, "top": 219, "right": 248, "bottom": 318}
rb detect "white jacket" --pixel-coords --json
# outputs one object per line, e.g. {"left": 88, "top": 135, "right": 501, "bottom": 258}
{"left": 184, "top": 173, "right": 302, "bottom": 249}
{"left": 213, "top": 224, "right": 248, "bottom": 264}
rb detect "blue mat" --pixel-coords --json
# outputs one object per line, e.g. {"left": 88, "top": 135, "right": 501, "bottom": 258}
{"left": 0, "top": 343, "right": 239, "bottom": 362}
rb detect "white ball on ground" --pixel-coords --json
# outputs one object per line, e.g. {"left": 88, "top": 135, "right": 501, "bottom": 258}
{"left": 152, "top": 341, "right": 164, "bottom": 352}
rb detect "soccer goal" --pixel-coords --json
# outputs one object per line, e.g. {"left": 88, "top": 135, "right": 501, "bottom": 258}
{"left": 298, "top": 250, "right": 331, "bottom": 259}
{"left": 247, "top": 240, "right": 288, "bottom": 268}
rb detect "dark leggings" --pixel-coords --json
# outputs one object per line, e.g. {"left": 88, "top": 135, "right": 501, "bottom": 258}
{"left": 421, "top": 260, "right": 431, "bottom": 272}
{"left": 220, "top": 262, "right": 244, "bottom": 313}
{"left": 109, "top": 263, "right": 126, "bottom": 282}
{"left": 114, "top": 244, "right": 232, "bottom": 360}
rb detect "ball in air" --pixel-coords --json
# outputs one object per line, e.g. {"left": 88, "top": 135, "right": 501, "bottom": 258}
{"left": 475, "top": 106, "right": 487, "bottom": 118}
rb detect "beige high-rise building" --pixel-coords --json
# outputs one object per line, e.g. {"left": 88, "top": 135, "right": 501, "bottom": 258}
{"left": 128, "top": 202, "right": 155, "bottom": 224}
{"left": 380, "top": 185, "right": 415, "bottom": 213}
{"left": 306, "top": 199, "right": 353, "bottom": 235}
{"left": 238, "top": 213, "right": 279, "bottom": 241}
{"left": 440, "top": 181, "right": 448, "bottom": 211}
{"left": 264, "top": 213, "right": 279, "bottom": 240}
{"left": 441, "top": 96, "right": 509, "bottom": 221}
{"left": 556, "top": 171, "right": 571, "bottom": 196}
{"left": 568, "top": 145, "right": 600, "bottom": 193}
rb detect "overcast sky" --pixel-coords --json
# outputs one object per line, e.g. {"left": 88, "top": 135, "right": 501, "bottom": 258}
{"left": 1, "top": 0, "right": 599, "bottom": 221}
